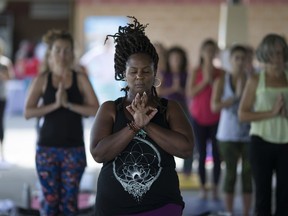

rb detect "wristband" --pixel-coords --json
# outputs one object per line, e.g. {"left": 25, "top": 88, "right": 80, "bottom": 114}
{"left": 127, "top": 121, "right": 147, "bottom": 138}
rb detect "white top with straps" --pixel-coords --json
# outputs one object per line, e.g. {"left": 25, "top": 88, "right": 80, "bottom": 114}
{"left": 217, "top": 73, "right": 250, "bottom": 142}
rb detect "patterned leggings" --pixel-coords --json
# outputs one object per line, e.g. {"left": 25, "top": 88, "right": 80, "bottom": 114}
{"left": 36, "top": 146, "right": 86, "bottom": 216}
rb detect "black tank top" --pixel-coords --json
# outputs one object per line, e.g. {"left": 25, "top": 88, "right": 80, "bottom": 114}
{"left": 37, "top": 72, "right": 84, "bottom": 147}
{"left": 95, "top": 97, "right": 184, "bottom": 216}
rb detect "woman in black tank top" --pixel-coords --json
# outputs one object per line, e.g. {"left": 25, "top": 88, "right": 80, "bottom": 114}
{"left": 24, "top": 29, "right": 99, "bottom": 216}
{"left": 90, "top": 16, "right": 195, "bottom": 216}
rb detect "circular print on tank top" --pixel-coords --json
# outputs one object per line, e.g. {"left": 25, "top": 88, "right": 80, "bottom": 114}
{"left": 113, "top": 136, "right": 162, "bottom": 202}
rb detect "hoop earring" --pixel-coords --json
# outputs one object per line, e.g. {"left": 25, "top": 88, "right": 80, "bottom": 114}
{"left": 153, "top": 77, "right": 161, "bottom": 88}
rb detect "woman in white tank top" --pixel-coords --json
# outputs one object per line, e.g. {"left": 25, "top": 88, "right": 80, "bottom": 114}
{"left": 211, "top": 45, "right": 252, "bottom": 216}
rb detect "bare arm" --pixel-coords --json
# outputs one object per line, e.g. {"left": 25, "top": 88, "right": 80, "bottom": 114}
{"left": 186, "top": 68, "right": 209, "bottom": 99}
{"left": 90, "top": 101, "right": 135, "bottom": 163}
{"left": 7, "top": 59, "right": 15, "bottom": 79}
{"left": 24, "top": 74, "right": 60, "bottom": 119}
{"left": 90, "top": 97, "right": 195, "bottom": 163}
{"left": 63, "top": 73, "right": 99, "bottom": 116}
{"left": 211, "top": 73, "right": 235, "bottom": 113}
{"left": 144, "top": 100, "right": 194, "bottom": 159}
{"left": 0, "top": 57, "right": 14, "bottom": 80}
{"left": 238, "top": 74, "right": 283, "bottom": 122}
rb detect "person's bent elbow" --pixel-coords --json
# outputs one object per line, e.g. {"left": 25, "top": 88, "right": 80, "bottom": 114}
{"left": 92, "top": 155, "right": 103, "bottom": 163}
{"left": 91, "top": 152, "right": 106, "bottom": 164}
{"left": 90, "top": 143, "right": 105, "bottom": 163}
{"left": 24, "top": 110, "right": 32, "bottom": 120}
{"left": 238, "top": 109, "right": 247, "bottom": 122}
{"left": 89, "top": 103, "right": 99, "bottom": 116}
{"left": 91, "top": 106, "right": 98, "bottom": 116}
{"left": 178, "top": 142, "right": 194, "bottom": 159}
{"left": 211, "top": 103, "right": 220, "bottom": 113}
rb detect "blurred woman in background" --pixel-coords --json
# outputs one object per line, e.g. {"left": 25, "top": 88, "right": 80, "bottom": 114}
{"left": 24, "top": 29, "right": 99, "bottom": 216}
{"left": 186, "top": 39, "right": 223, "bottom": 199}
{"left": 158, "top": 46, "right": 193, "bottom": 177}
{"left": 0, "top": 37, "right": 14, "bottom": 163}
{"left": 239, "top": 33, "right": 288, "bottom": 216}
{"left": 211, "top": 45, "right": 252, "bottom": 216}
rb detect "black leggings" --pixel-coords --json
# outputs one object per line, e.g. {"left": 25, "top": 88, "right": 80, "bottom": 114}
{"left": 250, "top": 135, "right": 288, "bottom": 216}
{"left": 191, "top": 118, "right": 221, "bottom": 186}
{"left": 0, "top": 100, "right": 6, "bottom": 142}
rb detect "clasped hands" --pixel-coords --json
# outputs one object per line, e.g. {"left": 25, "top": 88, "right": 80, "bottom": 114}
{"left": 126, "top": 92, "right": 158, "bottom": 128}
{"left": 273, "top": 93, "right": 287, "bottom": 118}
{"left": 55, "top": 82, "right": 69, "bottom": 109}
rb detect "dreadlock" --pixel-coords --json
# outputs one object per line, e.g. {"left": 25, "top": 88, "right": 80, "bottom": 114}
{"left": 105, "top": 16, "right": 163, "bottom": 112}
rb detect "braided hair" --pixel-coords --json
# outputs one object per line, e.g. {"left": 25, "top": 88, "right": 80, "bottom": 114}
{"left": 106, "top": 16, "right": 159, "bottom": 80}
{"left": 106, "top": 16, "right": 163, "bottom": 111}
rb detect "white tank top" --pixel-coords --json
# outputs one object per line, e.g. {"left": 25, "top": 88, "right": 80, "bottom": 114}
{"left": 216, "top": 73, "right": 250, "bottom": 142}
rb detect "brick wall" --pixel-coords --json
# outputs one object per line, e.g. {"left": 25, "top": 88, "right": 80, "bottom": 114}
{"left": 74, "top": 3, "right": 288, "bottom": 67}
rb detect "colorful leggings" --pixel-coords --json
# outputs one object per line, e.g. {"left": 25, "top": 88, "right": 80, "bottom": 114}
{"left": 36, "top": 146, "right": 86, "bottom": 216}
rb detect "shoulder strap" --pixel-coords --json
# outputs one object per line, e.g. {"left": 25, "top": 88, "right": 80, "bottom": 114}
{"left": 258, "top": 71, "right": 265, "bottom": 90}
{"left": 158, "top": 97, "right": 169, "bottom": 128}
{"left": 160, "top": 97, "right": 168, "bottom": 108}
{"left": 114, "top": 97, "right": 124, "bottom": 111}
{"left": 47, "top": 72, "right": 52, "bottom": 87}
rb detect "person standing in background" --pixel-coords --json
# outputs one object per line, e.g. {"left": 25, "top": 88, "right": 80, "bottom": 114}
{"left": 238, "top": 33, "right": 288, "bottom": 216}
{"left": 211, "top": 45, "right": 252, "bottom": 216}
{"left": 0, "top": 37, "right": 14, "bottom": 163}
{"left": 158, "top": 46, "right": 188, "bottom": 113}
{"left": 24, "top": 29, "right": 99, "bottom": 216}
{"left": 14, "top": 40, "right": 39, "bottom": 79}
{"left": 245, "top": 45, "right": 258, "bottom": 77}
{"left": 186, "top": 39, "right": 223, "bottom": 199}
{"left": 157, "top": 46, "right": 193, "bottom": 177}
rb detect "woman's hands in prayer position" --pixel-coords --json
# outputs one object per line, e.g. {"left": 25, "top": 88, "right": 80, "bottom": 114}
{"left": 126, "top": 92, "right": 158, "bottom": 128}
